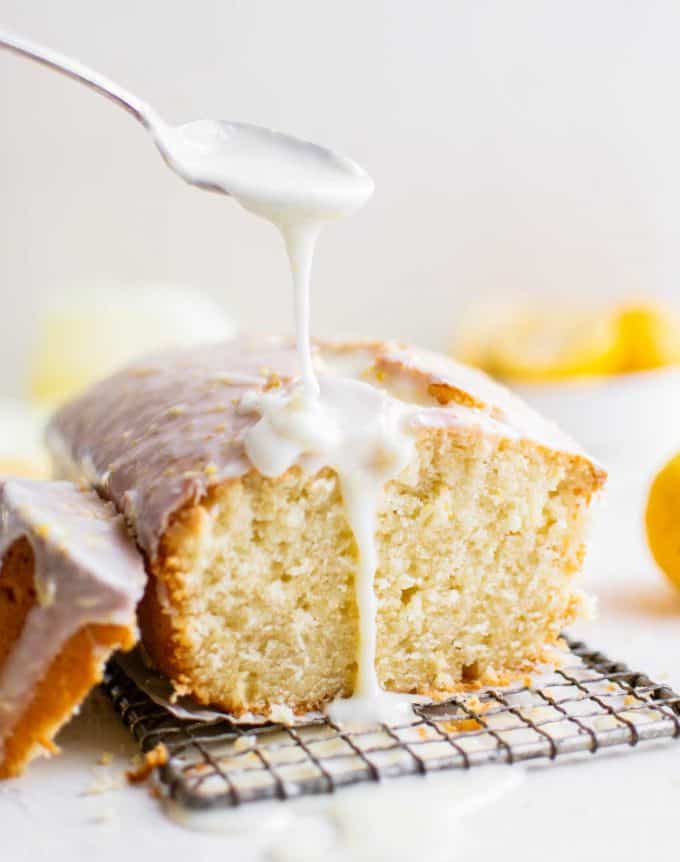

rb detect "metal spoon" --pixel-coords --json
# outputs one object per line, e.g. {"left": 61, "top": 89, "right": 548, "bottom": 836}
{"left": 0, "top": 29, "right": 236, "bottom": 194}
{"left": 0, "top": 29, "right": 373, "bottom": 206}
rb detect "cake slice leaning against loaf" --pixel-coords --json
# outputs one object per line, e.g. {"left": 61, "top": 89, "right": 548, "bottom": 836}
{"left": 48, "top": 335, "right": 606, "bottom": 720}
{"left": 0, "top": 478, "right": 145, "bottom": 778}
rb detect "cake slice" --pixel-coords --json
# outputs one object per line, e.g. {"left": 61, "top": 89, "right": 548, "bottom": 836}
{"left": 0, "top": 478, "right": 145, "bottom": 777}
{"left": 48, "top": 336, "right": 605, "bottom": 718}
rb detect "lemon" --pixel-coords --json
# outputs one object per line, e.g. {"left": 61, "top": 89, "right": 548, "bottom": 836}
{"left": 487, "top": 308, "right": 623, "bottom": 382}
{"left": 645, "top": 452, "right": 680, "bottom": 590}
{"left": 615, "top": 302, "right": 680, "bottom": 373}
{"left": 454, "top": 305, "right": 623, "bottom": 381}
{"left": 30, "top": 283, "right": 236, "bottom": 407}
{"left": 454, "top": 299, "right": 680, "bottom": 382}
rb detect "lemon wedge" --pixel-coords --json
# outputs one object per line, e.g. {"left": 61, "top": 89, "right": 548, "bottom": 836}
{"left": 455, "top": 306, "right": 622, "bottom": 382}
{"left": 490, "top": 309, "right": 623, "bottom": 382}
{"left": 454, "top": 299, "right": 680, "bottom": 381}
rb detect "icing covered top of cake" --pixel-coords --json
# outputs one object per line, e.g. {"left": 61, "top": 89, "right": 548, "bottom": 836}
{"left": 48, "top": 335, "right": 595, "bottom": 566}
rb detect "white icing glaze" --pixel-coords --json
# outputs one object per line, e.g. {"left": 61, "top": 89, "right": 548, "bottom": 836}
{"left": 152, "top": 118, "right": 372, "bottom": 403}
{"left": 156, "top": 120, "right": 414, "bottom": 722}
{"left": 152, "top": 120, "right": 374, "bottom": 223}
{"left": 240, "top": 375, "right": 419, "bottom": 722}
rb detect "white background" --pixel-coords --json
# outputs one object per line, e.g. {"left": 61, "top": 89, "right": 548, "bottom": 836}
{"left": 3, "top": 6, "right": 680, "bottom": 858}
{"left": 3, "top": 1, "right": 680, "bottom": 393}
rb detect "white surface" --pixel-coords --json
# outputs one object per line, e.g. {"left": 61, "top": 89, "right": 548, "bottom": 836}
{"left": 4, "top": 2, "right": 680, "bottom": 393}
{"left": 2, "top": 470, "right": 680, "bottom": 862}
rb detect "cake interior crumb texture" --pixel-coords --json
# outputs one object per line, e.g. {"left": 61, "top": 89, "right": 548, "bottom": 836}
{"left": 141, "top": 427, "right": 601, "bottom": 716}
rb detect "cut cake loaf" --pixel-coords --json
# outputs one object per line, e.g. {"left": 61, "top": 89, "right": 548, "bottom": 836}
{"left": 47, "top": 336, "right": 606, "bottom": 719}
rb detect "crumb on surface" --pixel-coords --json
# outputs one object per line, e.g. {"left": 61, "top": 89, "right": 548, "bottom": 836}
{"left": 441, "top": 717, "right": 483, "bottom": 733}
{"left": 463, "top": 695, "right": 483, "bottom": 712}
{"left": 83, "top": 771, "right": 123, "bottom": 796}
{"left": 126, "top": 743, "right": 169, "bottom": 784}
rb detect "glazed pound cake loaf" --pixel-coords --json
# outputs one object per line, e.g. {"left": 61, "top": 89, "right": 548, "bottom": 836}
{"left": 48, "top": 335, "right": 605, "bottom": 720}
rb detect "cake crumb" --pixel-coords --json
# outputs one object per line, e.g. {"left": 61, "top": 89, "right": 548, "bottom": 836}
{"left": 98, "top": 751, "right": 113, "bottom": 766}
{"left": 126, "top": 744, "right": 169, "bottom": 784}
{"left": 82, "top": 772, "right": 123, "bottom": 796}
{"left": 264, "top": 372, "right": 282, "bottom": 391}
{"left": 441, "top": 717, "right": 483, "bottom": 733}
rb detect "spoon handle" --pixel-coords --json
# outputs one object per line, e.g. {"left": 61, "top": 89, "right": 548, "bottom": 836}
{"left": 0, "top": 30, "right": 159, "bottom": 130}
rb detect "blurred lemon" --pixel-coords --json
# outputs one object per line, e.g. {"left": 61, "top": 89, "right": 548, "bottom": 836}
{"left": 615, "top": 302, "right": 680, "bottom": 372}
{"left": 455, "top": 305, "right": 622, "bottom": 382}
{"left": 646, "top": 452, "right": 680, "bottom": 590}
{"left": 490, "top": 310, "right": 622, "bottom": 381}
{"left": 454, "top": 299, "right": 680, "bottom": 381}
{"left": 30, "top": 282, "right": 236, "bottom": 407}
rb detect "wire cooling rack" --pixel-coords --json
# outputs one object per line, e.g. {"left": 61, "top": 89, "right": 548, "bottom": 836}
{"left": 103, "top": 638, "right": 680, "bottom": 811}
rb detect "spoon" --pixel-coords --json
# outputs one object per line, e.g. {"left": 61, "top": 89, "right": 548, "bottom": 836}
{"left": 0, "top": 30, "right": 373, "bottom": 214}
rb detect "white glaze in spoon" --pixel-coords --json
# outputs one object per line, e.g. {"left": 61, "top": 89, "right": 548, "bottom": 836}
{"left": 152, "top": 118, "right": 373, "bottom": 401}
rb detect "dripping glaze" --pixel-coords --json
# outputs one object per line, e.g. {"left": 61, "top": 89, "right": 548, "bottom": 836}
{"left": 157, "top": 120, "right": 418, "bottom": 722}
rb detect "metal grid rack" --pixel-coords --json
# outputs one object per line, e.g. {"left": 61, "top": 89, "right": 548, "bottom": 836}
{"left": 103, "top": 638, "right": 680, "bottom": 811}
